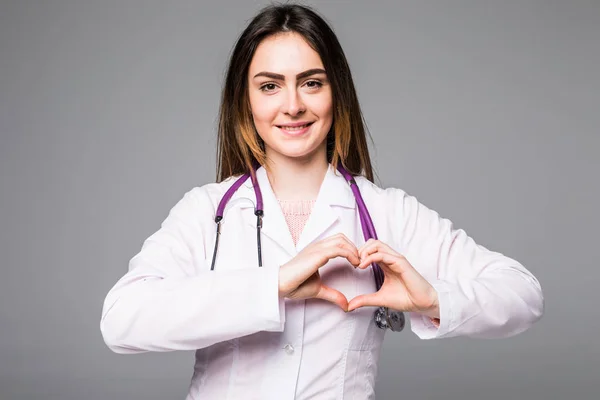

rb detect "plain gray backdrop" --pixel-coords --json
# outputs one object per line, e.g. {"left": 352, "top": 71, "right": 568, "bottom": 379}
{"left": 1, "top": 0, "right": 598, "bottom": 399}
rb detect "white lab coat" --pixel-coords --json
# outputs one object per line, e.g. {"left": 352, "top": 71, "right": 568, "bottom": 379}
{"left": 100, "top": 164, "right": 544, "bottom": 399}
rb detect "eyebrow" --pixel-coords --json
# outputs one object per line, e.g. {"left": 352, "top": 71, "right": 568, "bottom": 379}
{"left": 253, "top": 68, "right": 326, "bottom": 81}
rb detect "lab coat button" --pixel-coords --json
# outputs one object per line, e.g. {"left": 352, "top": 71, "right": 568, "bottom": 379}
{"left": 284, "top": 344, "right": 294, "bottom": 354}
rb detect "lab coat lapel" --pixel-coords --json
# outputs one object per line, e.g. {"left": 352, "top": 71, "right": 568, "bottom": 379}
{"left": 237, "top": 164, "right": 355, "bottom": 257}
{"left": 296, "top": 165, "right": 355, "bottom": 251}
{"left": 240, "top": 167, "right": 297, "bottom": 257}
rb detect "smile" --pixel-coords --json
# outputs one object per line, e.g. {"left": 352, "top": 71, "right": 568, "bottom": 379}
{"left": 277, "top": 122, "right": 314, "bottom": 134}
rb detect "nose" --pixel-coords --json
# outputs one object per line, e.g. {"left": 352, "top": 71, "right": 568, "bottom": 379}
{"left": 283, "top": 87, "right": 305, "bottom": 116}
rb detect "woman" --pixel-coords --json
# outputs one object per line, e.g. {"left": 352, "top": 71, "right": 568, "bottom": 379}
{"left": 100, "top": 4, "right": 544, "bottom": 399}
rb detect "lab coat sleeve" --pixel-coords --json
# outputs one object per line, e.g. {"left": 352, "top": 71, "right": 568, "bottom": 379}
{"left": 100, "top": 187, "right": 286, "bottom": 354}
{"left": 387, "top": 188, "right": 544, "bottom": 339}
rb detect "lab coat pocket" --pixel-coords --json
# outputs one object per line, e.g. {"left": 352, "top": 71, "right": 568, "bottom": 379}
{"left": 343, "top": 348, "right": 378, "bottom": 399}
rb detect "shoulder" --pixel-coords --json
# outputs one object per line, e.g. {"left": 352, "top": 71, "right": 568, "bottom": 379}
{"left": 352, "top": 175, "right": 429, "bottom": 223}
{"left": 353, "top": 175, "right": 410, "bottom": 204}
{"left": 170, "top": 175, "right": 244, "bottom": 217}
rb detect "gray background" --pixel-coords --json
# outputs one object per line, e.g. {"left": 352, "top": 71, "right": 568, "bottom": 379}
{"left": 1, "top": 0, "right": 598, "bottom": 399}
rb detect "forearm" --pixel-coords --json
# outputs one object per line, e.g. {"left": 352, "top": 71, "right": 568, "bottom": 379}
{"left": 100, "top": 265, "right": 285, "bottom": 353}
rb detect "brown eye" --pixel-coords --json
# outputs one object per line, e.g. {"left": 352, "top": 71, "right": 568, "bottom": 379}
{"left": 305, "top": 80, "right": 323, "bottom": 89}
{"left": 259, "top": 83, "right": 277, "bottom": 92}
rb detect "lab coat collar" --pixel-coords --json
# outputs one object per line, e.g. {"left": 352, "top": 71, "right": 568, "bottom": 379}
{"left": 237, "top": 163, "right": 356, "bottom": 256}
{"left": 241, "top": 163, "right": 356, "bottom": 208}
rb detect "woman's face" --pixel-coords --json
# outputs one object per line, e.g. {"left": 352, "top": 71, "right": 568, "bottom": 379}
{"left": 247, "top": 32, "right": 333, "bottom": 163}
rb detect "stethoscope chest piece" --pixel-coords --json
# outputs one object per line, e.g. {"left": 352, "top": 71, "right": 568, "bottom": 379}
{"left": 374, "top": 306, "right": 405, "bottom": 332}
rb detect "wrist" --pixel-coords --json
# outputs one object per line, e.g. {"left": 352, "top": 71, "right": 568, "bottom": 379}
{"left": 278, "top": 264, "right": 291, "bottom": 297}
{"left": 421, "top": 290, "right": 440, "bottom": 319}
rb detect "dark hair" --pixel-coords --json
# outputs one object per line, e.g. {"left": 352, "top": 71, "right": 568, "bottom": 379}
{"left": 216, "top": 2, "right": 374, "bottom": 182}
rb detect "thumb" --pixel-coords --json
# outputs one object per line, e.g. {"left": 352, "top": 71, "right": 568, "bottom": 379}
{"left": 347, "top": 292, "right": 384, "bottom": 312}
{"left": 316, "top": 284, "right": 349, "bottom": 312}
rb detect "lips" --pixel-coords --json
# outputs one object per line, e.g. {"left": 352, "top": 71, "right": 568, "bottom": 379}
{"left": 277, "top": 122, "right": 314, "bottom": 131}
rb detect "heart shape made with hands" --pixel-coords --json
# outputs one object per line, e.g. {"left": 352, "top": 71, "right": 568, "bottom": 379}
{"left": 346, "top": 239, "right": 439, "bottom": 316}
{"left": 282, "top": 237, "right": 440, "bottom": 319}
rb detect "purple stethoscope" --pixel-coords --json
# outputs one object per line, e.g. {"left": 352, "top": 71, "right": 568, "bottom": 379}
{"left": 210, "top": 163, "right": 405, "bottom": 332}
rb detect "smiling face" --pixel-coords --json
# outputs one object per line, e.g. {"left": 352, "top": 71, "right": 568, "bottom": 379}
{"left": 247, "top": 32, "right": 333, "bottom": 165}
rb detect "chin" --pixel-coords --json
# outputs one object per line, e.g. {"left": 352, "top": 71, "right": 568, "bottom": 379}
{"left": 279, "top": 149, "right": 315, "bottom": 160}
{"left": 269, "top": 143, "right": 324, "bottom": 161}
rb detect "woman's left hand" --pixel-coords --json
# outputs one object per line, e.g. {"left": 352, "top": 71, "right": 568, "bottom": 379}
{"left": 347, "top": 239, "right": 440, "bottom": 319}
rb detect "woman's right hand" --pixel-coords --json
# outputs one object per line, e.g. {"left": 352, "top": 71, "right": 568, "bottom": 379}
{"left": 278, "top": 233, "right": 360, "bottom": 311}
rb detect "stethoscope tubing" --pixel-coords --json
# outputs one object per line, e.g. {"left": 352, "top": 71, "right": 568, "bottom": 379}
{"left": 212, "top": 164, "right": 382, "bottom": 284}
{"left": 209, "top": 163, "right": 405, "bottom": 331}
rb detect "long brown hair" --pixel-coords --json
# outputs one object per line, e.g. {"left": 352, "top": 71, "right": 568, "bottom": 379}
{"left": 216, "top": 3, "right": 374, "bottom": 182}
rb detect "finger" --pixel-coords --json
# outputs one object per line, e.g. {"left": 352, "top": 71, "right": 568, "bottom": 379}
{"left": 357, "top": 238, "right": 377, "bottom": 253}
{"left": 327, "top": 246, "right": 360, "bottom": 267}
{"left": 324, "top": 232, "right": 354, "bottom": 245}
{"left": 357, "top": 250, "right": 402, "bottom": 271}
{"left": 321, "top": 233, "right": 353, "bottom": 249}
{"left": 359, "top": 241, "right": 401, "bottom": 264}
{"left": 347, "top": 292, "right": 386, "bottom": 312}
{"left": 315, "top": 284, "right": 349, "bottom": 311}
{"left": 358, "top": 238, "right": 386, "bottom": 257}
{"left": 359, "top": 241, "right": 397, "bottom": 261}
{"left": 323, "top": 236, "right": 360, "bottom": 266}
{"left": 325, "top": 233, "right": 359, "bottom": 252}
{"left": 358, "top": 252, "right": 428, "bottom": 294}
{"left": 359, "top": 239, "right": 400, "bottom": 257}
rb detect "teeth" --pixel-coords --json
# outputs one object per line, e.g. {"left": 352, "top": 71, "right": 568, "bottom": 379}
{"left": 280, "top": 124, "right": 310, "bottom": 131}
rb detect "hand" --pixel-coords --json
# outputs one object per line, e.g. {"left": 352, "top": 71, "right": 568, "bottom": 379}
{"left": 279, "top": 233, "right": 360, "bottom": 311}
{"left": 347, "top": 239, "right": 440, "bottom": 319}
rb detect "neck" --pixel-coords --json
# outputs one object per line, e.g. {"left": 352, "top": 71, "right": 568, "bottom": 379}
{"left": 265, "top": 151, "right": 328, "bottom": 201}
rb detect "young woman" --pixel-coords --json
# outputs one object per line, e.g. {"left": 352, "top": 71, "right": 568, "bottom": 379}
{"left": 100, "top": 4, "right": 544, "bottom": 399}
